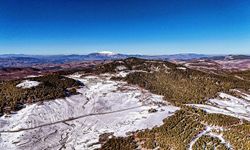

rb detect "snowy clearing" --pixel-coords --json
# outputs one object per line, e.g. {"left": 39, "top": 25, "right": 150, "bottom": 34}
{"left": 0, "top": 74, "right": 179, "bottom": 150}
{"left": 189, "top": 92, "right": 250, "bottom": 121}
{"left": 16, "top": 80, "right": 40, "bottom": 89}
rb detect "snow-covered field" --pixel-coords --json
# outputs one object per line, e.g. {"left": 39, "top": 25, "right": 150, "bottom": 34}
{"left": 0, "top": 74, "right": 179, "bottom": 150}
{"left": 189, "top": 91, "right": 250, "bottom": 121}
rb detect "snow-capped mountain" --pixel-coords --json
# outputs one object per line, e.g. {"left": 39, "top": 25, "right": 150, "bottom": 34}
{"left": 96, "top": 51, "right": 117, "bottom": 55}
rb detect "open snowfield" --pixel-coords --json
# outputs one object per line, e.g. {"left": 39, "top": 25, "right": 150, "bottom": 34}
{"left": 0, "top": 73, "right": 179, "bottom": 150}
{"left": 189, "top": 91, "right": 250, "bottom": 121}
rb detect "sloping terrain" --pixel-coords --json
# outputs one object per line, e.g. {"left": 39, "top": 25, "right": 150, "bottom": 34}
{"left": 93, "top": 58, "right": 250, "bottom": 149}
{"left": 0, "top": 75, "right": 81, "bottom": 115}
{"left": 179, "top": 58, "right": 250, "bottom": 74}
{"left": 0, "top": 61, "right": 102, "bottom": 81}
{"left": 0, "top": 73, "right": 179, "bottom": 150}
{"left": 95, "top": 58, "right": 250, "bottom": 105}
{"left": 189, "top": 91, "right": 250, "bottom": 121}
{"left": 0, "top": 58, "right": 250, "bottom": 150}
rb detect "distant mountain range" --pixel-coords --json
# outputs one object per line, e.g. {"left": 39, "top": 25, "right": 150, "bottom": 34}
{"left": 0, "top": 51, "right": 249, "bottom": 68}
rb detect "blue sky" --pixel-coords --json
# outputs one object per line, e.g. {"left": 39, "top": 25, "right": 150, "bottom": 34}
{"left": 0, "top": 0, "right": 249, "bottom": 55}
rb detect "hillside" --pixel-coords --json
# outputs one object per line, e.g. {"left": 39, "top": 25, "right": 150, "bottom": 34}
{"left": 0, "top": 58, "right": 250, "bottom": 149}
{"left": 94, "top": 58, "right": 250, "bottom": 149}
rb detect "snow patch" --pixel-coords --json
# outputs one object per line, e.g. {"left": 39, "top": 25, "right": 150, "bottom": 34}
{"left": 176, "top": 67, "right": 187, "bottom": 70}
{"left": 25, "top": 75, "right": 42, "bottom": 78}
{"left": 189, "top": 92, "right": 250, "bottom": 121}
{"left": 116, "top": 65, "right": 127, "bottom": 71}
{"left": 16, "top": 80, "right": 40, "bottom": 89}
{"left": 114, "top": 70, "right": 148, "bottom": 78}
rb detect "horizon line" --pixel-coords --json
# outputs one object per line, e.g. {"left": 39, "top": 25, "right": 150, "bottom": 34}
{"left": 0, "top": 52, "right": 249, "bottom": 56}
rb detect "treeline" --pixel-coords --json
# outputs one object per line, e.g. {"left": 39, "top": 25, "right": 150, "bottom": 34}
{"left": 0, "top": 74, "right": 82, "bottom": 115}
